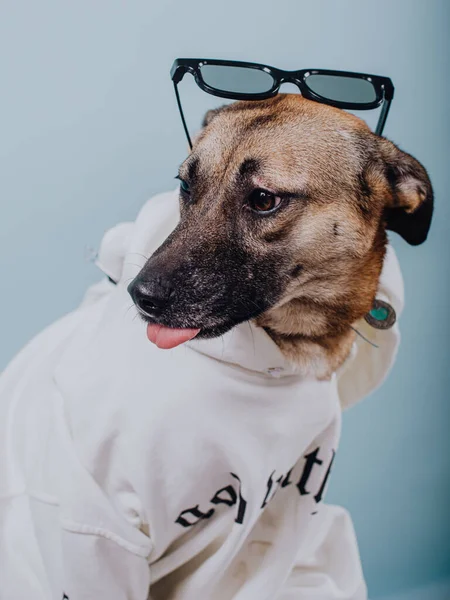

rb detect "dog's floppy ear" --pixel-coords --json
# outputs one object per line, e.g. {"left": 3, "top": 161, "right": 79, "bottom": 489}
{"left": 379, "top": 138, "right": 434, "bottom": 245}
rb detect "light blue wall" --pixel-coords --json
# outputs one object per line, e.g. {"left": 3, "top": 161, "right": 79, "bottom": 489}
{"left": 380, "top": 578, "right": 450, "bottom": 600}
{"left": 1, "top": 1, "right": 449, "bottom": 597}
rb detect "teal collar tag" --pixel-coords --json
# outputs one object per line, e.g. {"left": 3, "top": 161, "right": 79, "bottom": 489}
{"left": 364, "top": 299, "right": 396, "bottom": 330}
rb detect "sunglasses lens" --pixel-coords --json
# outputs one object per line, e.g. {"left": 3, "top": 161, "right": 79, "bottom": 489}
{"left": 200, "top": 65, "right": 275, "bottom": 95}
{"left": 304, "top": 74, "right": 377, "bottom": 104}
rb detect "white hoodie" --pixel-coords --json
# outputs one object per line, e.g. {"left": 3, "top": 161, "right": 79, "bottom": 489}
{"left": 0, "top": 189, "right": 403, "bottom": 600}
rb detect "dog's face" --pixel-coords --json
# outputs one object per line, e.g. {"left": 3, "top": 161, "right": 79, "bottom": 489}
{"left": 129, "top": 94, "right": 432, "bottom": 343}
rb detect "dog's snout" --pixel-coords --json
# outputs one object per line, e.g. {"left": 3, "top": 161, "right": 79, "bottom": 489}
{"left": 127, "top": 276, "right": 173, "bottom": 318}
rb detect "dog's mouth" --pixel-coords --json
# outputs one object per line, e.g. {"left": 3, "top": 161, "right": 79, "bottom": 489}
{"left": 131, "top": 281, "right": 271, "bottom": 350}
{"left": 146, "top": 323, "right": 201, "bottom": 349}
{"left": 141, "top": 317, "right": 238, "bottom": 350}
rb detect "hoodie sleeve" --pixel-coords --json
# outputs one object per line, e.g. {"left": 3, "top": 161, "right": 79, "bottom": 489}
{"left": 276, "top": 504, "right": 367, "bottom": 600}
{"left": 60, "top": 527, "right": 151, "bottom": 600}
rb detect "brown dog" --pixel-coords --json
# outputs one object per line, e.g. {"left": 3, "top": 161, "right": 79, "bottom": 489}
{"left": 129, "top": 93, "right": 433, "bottom": 379}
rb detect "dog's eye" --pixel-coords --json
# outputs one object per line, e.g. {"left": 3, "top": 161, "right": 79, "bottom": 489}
{"left": 178, "top": 178, "right": 191, "bottom": 195}
{"left": 248, "top": 189, "right": 282, "bottom": 213}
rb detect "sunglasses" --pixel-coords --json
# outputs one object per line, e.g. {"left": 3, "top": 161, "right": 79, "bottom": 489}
{"left": 170, "top": 58, "right": 394, "bottom": 148}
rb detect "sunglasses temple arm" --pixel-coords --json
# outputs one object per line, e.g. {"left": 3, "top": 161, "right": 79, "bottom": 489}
{"left": 375, "top": 98, "right": 392, "bottom": 136}
{"left": 173, "top": 82, "right": 193, "bottom": 150}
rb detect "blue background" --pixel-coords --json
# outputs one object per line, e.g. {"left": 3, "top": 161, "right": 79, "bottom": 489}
{"left": 1, "top": 1, "right": 449, "bottom": 598}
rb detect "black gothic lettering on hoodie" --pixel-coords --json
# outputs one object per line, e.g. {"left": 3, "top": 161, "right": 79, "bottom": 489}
{"left": 314, "top": 450, "right": 336, "bottom": 504}
{"left": 210, "top": 485, "right": 237, "bottom": 507}
{"left": 261, "top": 470, "right": 276, "bottom": 509}
{"left": 231, "top": 473, "right": 248, "bottom": 524}
{"left": 174, "top": 448, "right": 336, "bottom": 528}
{"left": 261, "top": 471, "right": 285, "bottom": 509}
{"left": 272, "top": 474, "right": 284, "bottom": 501}
{"left": 175, "top": 505, "right": 215, "bottom": 528}
{"left": 296, "top": 448, "right": 323, "bottom": 496}
{"left": 280, "top": 468, "right": 293, "bottom": 488}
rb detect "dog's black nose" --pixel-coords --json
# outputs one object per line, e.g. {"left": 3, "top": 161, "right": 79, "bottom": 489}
{"left": 127, "top": 276, "right": 173, "bottom": 317}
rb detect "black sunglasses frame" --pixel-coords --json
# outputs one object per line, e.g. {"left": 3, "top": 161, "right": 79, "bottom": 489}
{"left": 171, "top": 58, "right": 394, "bottom": 148}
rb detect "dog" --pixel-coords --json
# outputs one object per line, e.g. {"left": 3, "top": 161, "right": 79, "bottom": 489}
{"left": 0, "top": 94, "right": 433, "bottom": 600}
{"left": 129, "top": 93, "right": 432, "bottom": 378}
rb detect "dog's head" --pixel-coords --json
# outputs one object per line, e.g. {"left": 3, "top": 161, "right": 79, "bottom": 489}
{"left": 128, "top": 94, "right": 433, "bottom": 348}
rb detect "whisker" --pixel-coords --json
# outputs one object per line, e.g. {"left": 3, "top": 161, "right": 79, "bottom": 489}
{"left": 246, "top": 298, "right": 265, "bottom": 314}
{"left": 350, "top": 325, "right": 379, "bottom": 349}
{"left": 127, "top": 252, "right": 149, "bottom": 261}
{"left": 247, "top": 321, "right": 256, "bottom": 357}
{"left": 124, "top": 262, "right": 146, "bottom": 269}
{"left": 125, "top": 304, "right": 135, "bottom": 318}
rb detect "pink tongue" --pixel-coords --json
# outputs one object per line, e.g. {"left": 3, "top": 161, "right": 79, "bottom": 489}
{"left": 146, "top": 324, "right": 200, "bottom": 349}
